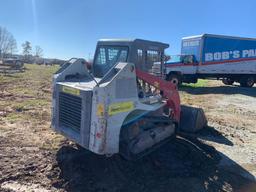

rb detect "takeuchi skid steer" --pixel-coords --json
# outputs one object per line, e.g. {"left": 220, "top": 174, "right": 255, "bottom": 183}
{"left": 51, "top": 39, "right": 207, "bottom": 159}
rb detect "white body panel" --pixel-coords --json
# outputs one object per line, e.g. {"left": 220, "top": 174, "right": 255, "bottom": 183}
{"left": 198, "top": 60, "right": 256, "bottom": 74}
{"left": 166, "top": 60, "right": 256, "bottom": 75}
{"left": 88, "top": 62, "right": 167, "bottom": 155}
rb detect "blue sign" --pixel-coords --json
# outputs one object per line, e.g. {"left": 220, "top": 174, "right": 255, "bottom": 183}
{"left": 202, "top": 36, "right": 256, "bottom": 62}
{"left": 181, "top": 37, "right": 201, "bottom": 62}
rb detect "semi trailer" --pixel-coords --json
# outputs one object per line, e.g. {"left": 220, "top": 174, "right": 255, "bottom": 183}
{"left": 165, "top": 34, "right": 256, "bottom": 87}
{"left": 51, "top": 39, "right": 206, "bottom": 160}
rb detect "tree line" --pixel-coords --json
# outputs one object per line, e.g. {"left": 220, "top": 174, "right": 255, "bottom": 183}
{"left": 0, "top": 26, "right": 43, "bottom": 60}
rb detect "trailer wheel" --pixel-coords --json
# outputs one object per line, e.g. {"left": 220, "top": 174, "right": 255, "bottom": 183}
{"left": 167, "top": 74, "right": 181, "bottom": 86}
{"left": 239, "top": 76, "right": 255, "bottom": 87}
{"left": 222, "top": 78, "right": 234, "bottom": 85}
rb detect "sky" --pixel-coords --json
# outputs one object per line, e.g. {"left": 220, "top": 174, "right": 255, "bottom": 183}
{"left": 0, "top": 0, "right": 255, "bottom": 60}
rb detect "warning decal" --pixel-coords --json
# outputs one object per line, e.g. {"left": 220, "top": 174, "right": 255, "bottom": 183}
{"left": 62, "top": 86, "right": 80, "bottom": 96}
{"left": 108, "top": 101, "right": 134, "bottom": 115}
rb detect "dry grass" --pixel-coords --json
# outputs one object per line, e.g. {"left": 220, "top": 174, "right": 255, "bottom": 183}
{"left": 0, "top": 64, "right": 63, "bottom": 149}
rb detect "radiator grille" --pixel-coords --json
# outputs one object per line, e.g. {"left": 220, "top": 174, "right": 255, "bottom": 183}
{"left": 59, "top": 92, "right": 82, "bottom": 132}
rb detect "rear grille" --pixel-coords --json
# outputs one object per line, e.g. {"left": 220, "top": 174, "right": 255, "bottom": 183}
{"left": 59, "top": 92, "right": 82, "bottom": 132}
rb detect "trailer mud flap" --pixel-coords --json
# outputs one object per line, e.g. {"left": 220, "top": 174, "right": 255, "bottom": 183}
{"left": 179, "top": 105, "right": 207, "bottom": 133}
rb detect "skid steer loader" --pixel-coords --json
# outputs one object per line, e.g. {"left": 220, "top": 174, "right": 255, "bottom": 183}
{"left": 51, "top": 39, "right": 206, "bottom": 159}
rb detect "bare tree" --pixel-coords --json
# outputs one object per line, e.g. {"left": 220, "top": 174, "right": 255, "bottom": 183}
{"left": 34, "top": 46, "right": 43, "bottom": 58}
{"left": 0, "top": 27, "right": 17, "bottom": 58}
{"left": 8, "top": 36, "right": 17, "bottom": 55}
{"left": 0, "top": 27, "right": 8, "bottom": 58}
{"left": 22, "top": 41, "right": 32, "bottom": 61}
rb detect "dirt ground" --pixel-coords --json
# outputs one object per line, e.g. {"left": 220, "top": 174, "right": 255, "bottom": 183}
{"left": 0, "top": 64, "right": 255, "bottom": 192}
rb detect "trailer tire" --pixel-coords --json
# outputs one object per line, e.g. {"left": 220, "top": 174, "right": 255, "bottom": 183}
{"left": 167, "top": 74, "right": 182, "bottom": 86}
{"left": 222, "top": 78, "right": 234, "bottom": 85}
{"left": 239, "top": 76, "right": 255, "bottom": 87}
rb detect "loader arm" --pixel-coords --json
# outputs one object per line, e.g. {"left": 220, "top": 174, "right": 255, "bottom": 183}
{"left": 135, "top": 69, "right": 181, "bottom": 123}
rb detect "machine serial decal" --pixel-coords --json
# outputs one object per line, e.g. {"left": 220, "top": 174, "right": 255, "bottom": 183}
{"left": 62, "top": 86, "right": 80, "bottom": 96}
{"left": 108, "top": 101, "right": 134, "bottom": 115}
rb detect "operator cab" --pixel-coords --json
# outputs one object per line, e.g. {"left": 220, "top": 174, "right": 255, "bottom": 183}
{"left": 54, "top": 39, "right": 169, "bottom": 84}
{"left": 92, "top": 39, "right": 169, "bottom": 78}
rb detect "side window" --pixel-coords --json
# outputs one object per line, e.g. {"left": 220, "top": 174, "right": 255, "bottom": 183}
{"left": 96, "top": 48, "right": 106, "bottom": 65}
{"left": 146, "top": 50, "right": 161, "bottom": 63}
{"left": 117, "top": 50, "right": 128, "bottom": 62}
{"left": 137, "top": 49, "right": 143, "bottom": 63}
{"left": 182, "top": 55, "right": 194, "bottom": 64}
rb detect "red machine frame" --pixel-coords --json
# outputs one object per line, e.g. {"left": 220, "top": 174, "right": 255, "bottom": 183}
{"left": 136, "top": 69, "right": 181, "bottom": 123}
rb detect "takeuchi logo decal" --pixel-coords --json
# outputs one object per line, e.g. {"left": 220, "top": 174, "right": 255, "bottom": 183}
{"left": 205, "top": 49, "right": 256, "bottom": 61}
